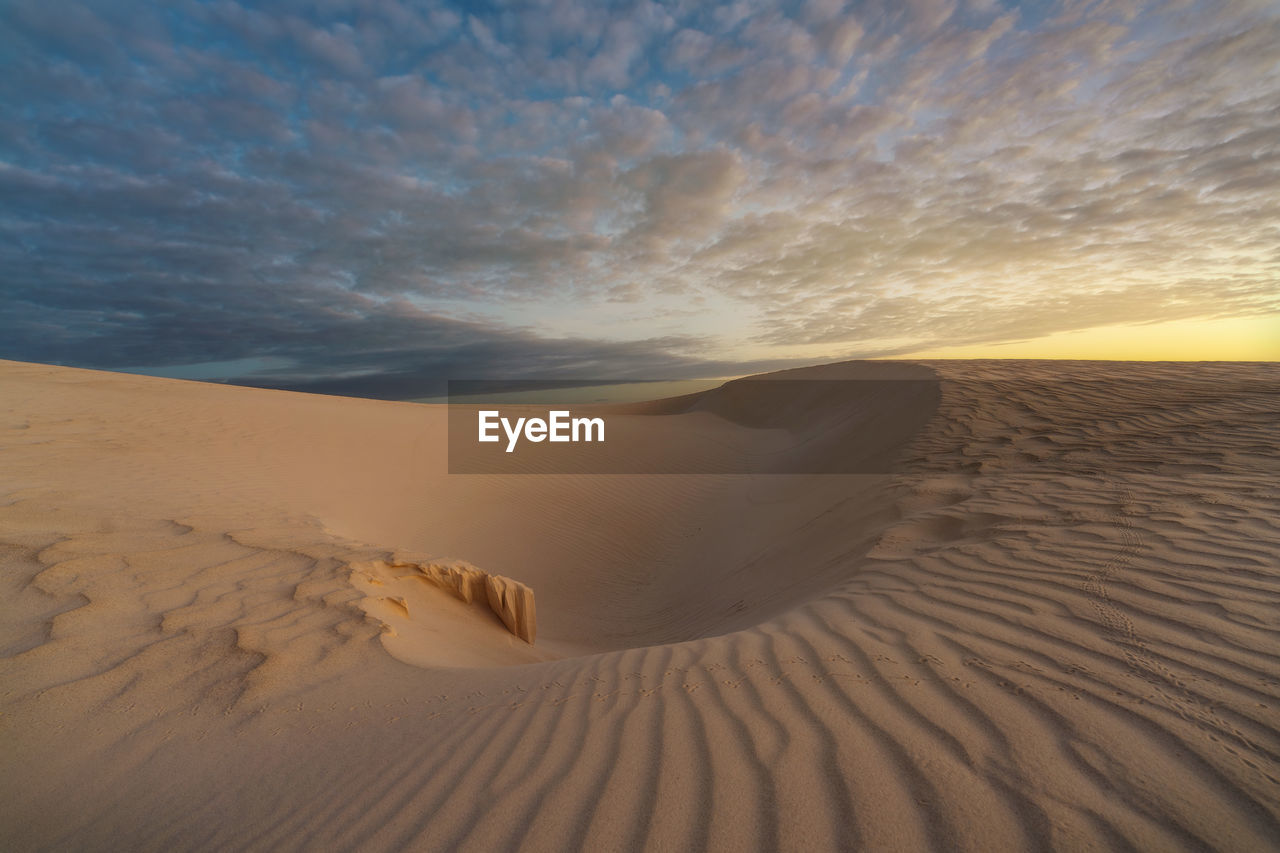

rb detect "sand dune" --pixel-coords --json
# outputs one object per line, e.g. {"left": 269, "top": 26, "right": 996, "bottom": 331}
{"left": 1, "top": 358, "right": 1278, "bottom": 850}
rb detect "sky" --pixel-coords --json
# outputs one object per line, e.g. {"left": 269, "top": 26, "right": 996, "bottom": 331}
{"left": 2, "top": 0, "right": 1277, "bottom": 397}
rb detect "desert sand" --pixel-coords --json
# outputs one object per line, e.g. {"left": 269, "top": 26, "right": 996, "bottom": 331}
{"left": 1, "top": 357, "right": 1278, "bottom": 851}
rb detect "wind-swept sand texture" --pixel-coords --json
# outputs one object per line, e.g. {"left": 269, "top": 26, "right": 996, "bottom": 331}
{"left": 1, "top": 358, "right": 1278, "bottom": 850}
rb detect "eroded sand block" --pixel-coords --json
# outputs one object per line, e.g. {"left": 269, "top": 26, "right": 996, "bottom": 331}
{"left": 484, "top": 574, "right": 537, "bottom": 645}
{"left": 381, "top": 555, "right": 536, "bottom": 644}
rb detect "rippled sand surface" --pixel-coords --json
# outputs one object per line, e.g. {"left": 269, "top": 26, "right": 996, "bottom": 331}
{"left": 2, "top": 358, "right": 1277, "bottom": 851}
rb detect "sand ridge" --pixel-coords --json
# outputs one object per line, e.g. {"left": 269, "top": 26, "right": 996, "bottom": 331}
{"left": 1, "top": 358, "right": 1278, "bottom": 850}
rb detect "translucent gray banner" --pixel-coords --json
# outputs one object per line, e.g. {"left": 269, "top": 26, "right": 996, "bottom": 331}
{"left": 447, "top": 378, "right": 942, "bottom": 474}
{"left": 445, "top": 375, "right": 1279, "bottom": 475}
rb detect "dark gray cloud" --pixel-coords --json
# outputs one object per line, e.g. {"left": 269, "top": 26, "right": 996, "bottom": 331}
{"left": 1, "top": 0, "right": 1277, "bottom": 394}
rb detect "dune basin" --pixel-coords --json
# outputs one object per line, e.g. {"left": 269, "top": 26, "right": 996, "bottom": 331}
{"left": 1, "top": 357, "right": 1278, "bottom": 851}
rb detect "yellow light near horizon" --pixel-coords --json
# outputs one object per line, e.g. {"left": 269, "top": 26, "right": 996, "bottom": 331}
{"left": 898, "top": 314, "right": 1280, "bottom": 361}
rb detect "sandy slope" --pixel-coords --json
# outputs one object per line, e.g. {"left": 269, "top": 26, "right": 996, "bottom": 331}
{"left": 1, "top": 358, "right": 1278, "bottom": 850}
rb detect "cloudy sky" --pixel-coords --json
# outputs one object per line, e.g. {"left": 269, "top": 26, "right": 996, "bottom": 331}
{"left": 2, "top": 0, "right": 1277, "bottom": 396}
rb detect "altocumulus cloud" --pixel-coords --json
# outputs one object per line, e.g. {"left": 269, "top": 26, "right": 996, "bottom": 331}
{"left": 1, "top": 0, "right": 1277, "bottom": 395}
